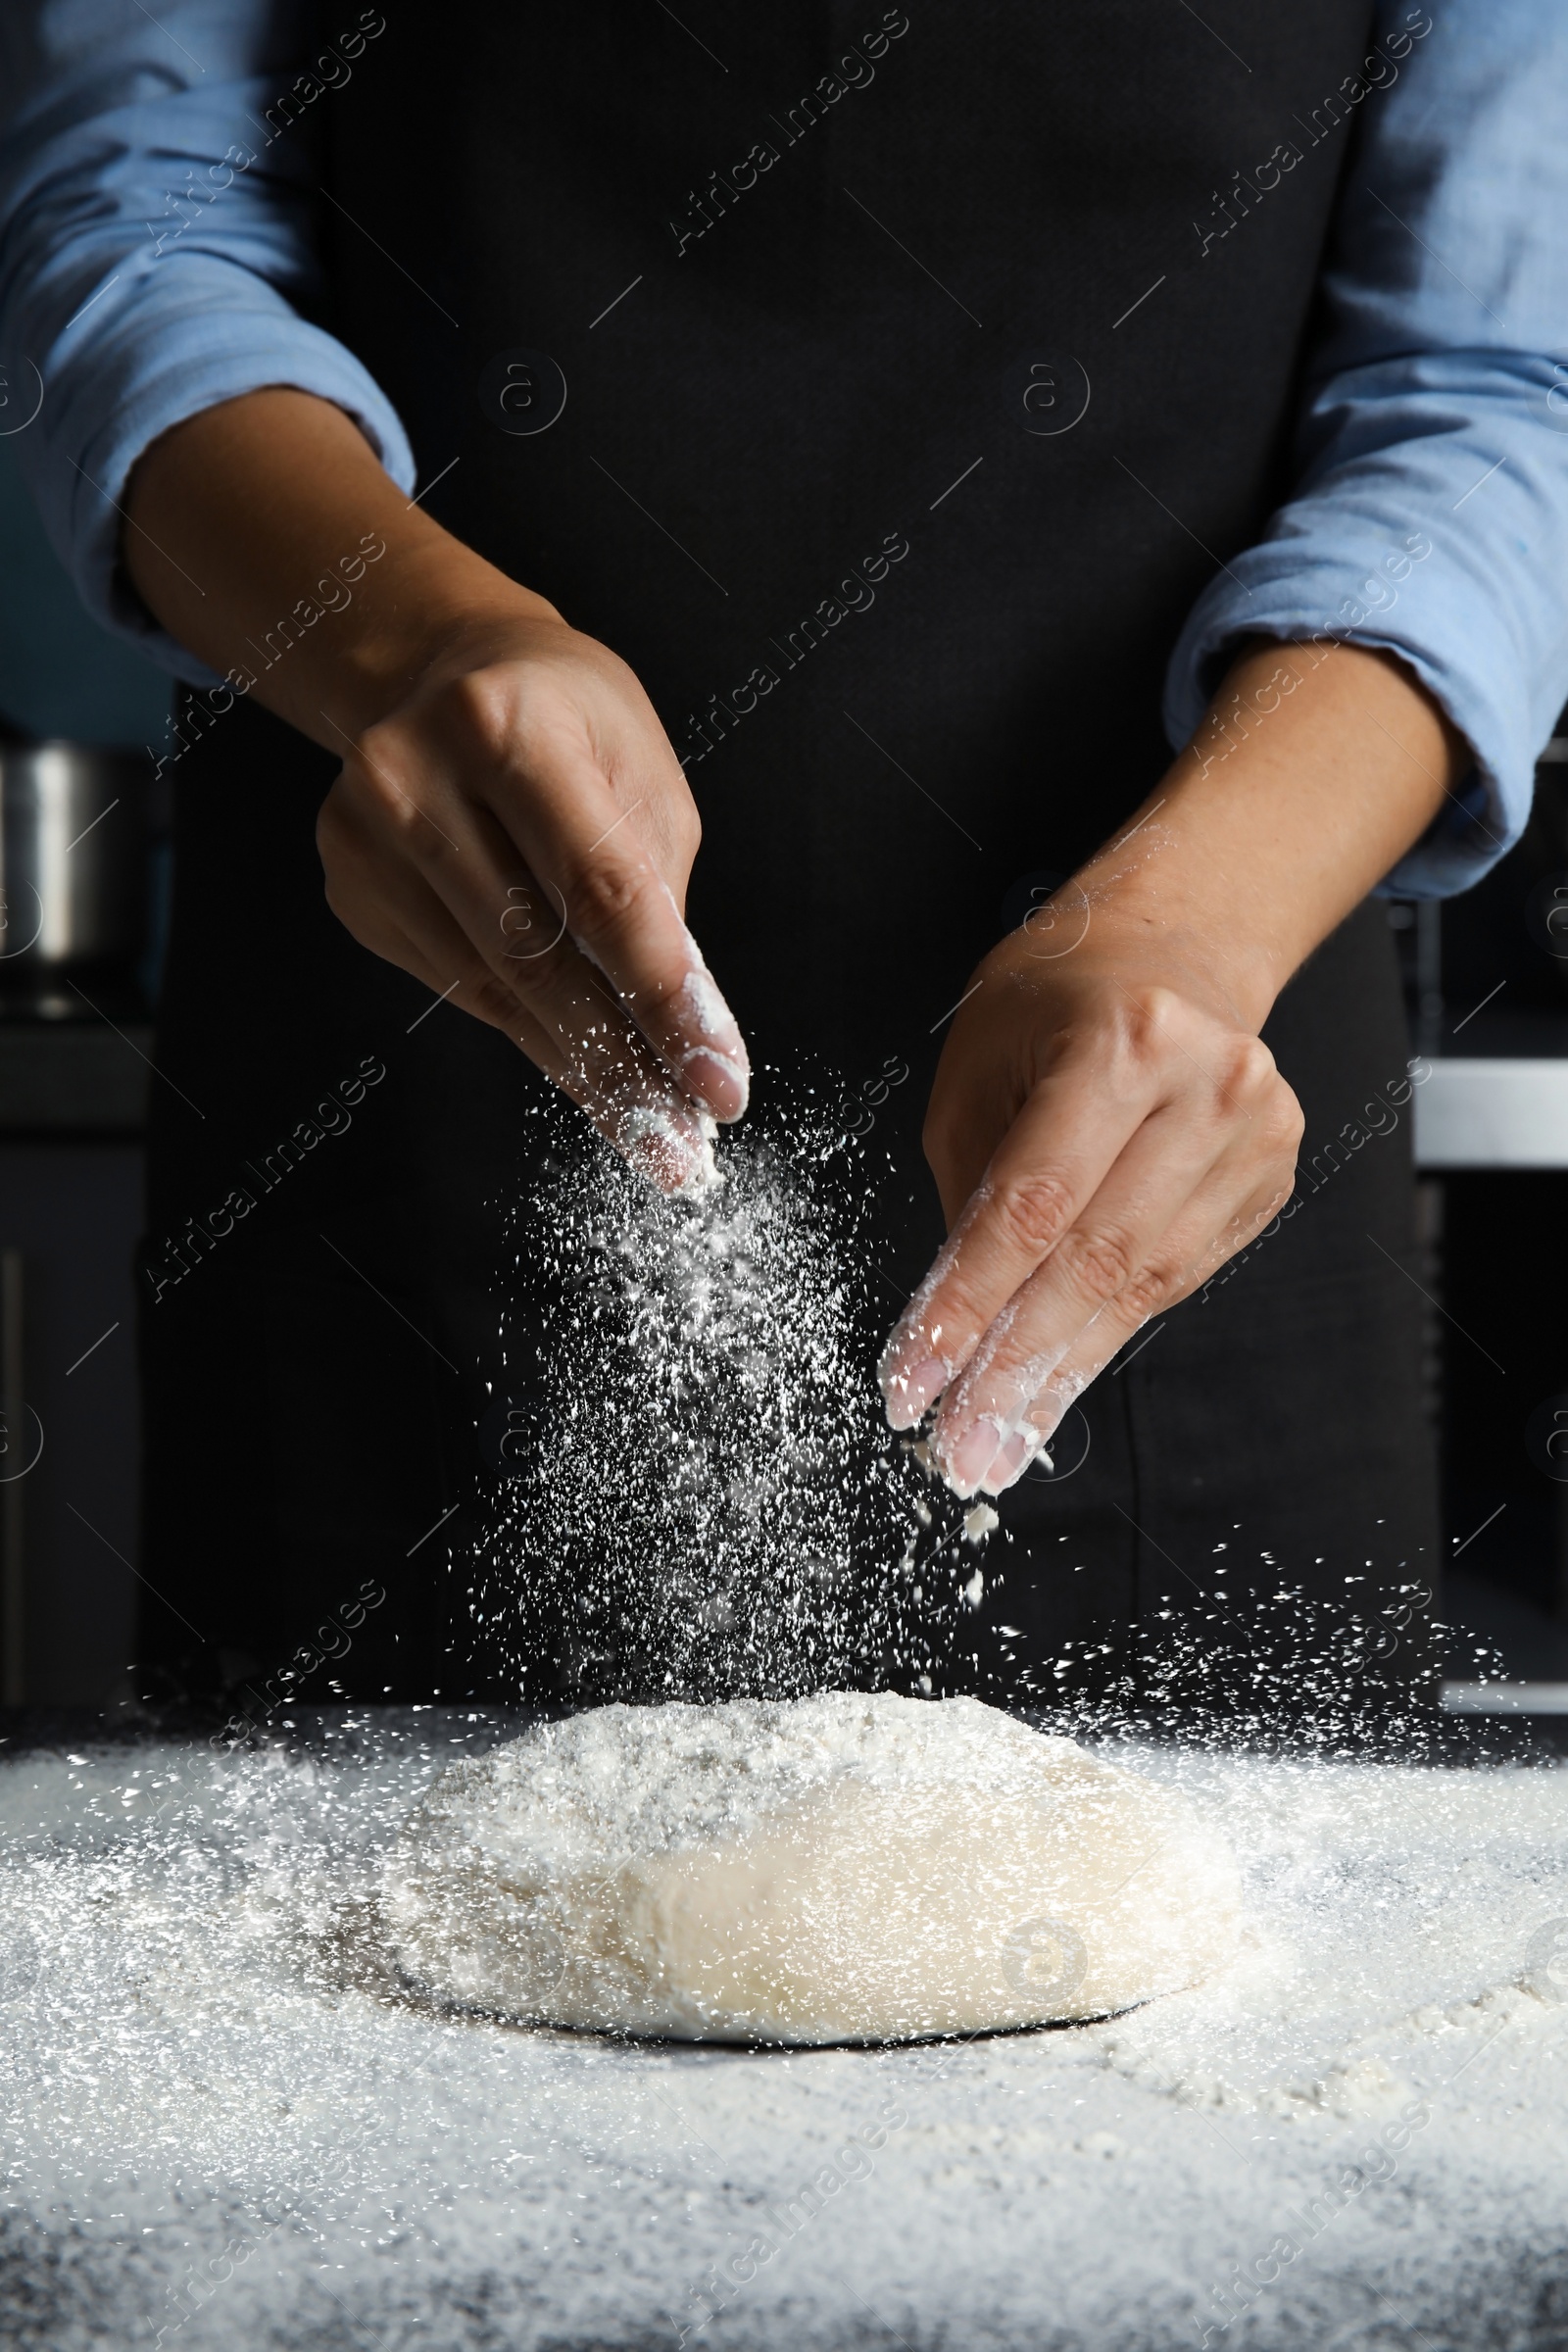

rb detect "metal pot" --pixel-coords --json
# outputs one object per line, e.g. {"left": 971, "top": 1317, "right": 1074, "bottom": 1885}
{"left": 0, "top": 741, "right": 148, "bottom": 1011}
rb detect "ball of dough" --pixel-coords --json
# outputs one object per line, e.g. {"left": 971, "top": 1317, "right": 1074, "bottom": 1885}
{"left": 381, "top": 1693, "right": 1242, "bottom": 2043}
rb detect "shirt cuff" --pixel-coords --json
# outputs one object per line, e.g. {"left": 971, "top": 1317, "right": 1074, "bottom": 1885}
{"left": 15, "top": 253, "right": 416, "bottom": 689}
{"left": 1161, "top": 490, "right": 1548, "bottom": 902}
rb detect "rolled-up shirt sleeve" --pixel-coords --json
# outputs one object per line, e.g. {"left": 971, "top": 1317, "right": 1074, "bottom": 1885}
{"left": 1164, "top": 0, "right": 1568, "bottom": 898}
{"left": 0, "top": 0, "right": 413, "bottom": 687}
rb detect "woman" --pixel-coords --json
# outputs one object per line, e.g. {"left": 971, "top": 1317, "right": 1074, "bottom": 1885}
{"left": 3, "top": 1, "right": 1565, "bottom": 1713}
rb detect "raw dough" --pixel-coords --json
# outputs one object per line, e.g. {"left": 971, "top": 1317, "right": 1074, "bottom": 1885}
{"left": 382, "top": 1692, "right": 1242, "bottom": 2043}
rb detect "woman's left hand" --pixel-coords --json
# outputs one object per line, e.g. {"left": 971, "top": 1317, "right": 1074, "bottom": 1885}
{"left": 879, "top": 910, "right": 1303, "bottom": 1496}
{"left": 877, "top": 633, "right": 1471, "bottom": 1497}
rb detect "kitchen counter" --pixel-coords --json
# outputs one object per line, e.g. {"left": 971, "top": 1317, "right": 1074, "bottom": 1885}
{"left": 0, "top": 1016, "right": 150, "bottom": 1135}
{"left": 1415, "top": 1056, "right": 1568, "bottom": 1167}
{"left": 3, "top": 1705, "right": 1566, "bottom": 2351}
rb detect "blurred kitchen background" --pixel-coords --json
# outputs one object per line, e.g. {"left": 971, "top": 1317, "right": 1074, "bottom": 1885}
{"left": 1396, "top": 732, "right": 1568, "bottom": 1696}
{"left": 3, "top": 423, "right": 1567, "bottom": 1712}
{"left": 1, "top": 427, "right": 168, "bottom": 1709}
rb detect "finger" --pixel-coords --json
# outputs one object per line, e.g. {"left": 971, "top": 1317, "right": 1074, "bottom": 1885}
{"left": 466, "top": 719, "right": 752, "bottom": 1120}
{"left": 328, "top": 748, "right": 722, "bottom": 1171}
{"left": 880, "top": 1029, "right": 1190, "bottom": 1430}
{"left": 333, "top": 739, "right": 651, "bottom": 1090}
{"left": 327, "top": 836, "right": 718, "bottom": 1196}
{"left": 974, "top": 1166, "right": 1297, "bottom": 1498}
{"left": 404, "top": 893, "right": 721, "bottom": 1198}
{"left": 929, "top": 1080, "right": 1279, "bottom": 1488}
{"left": 886, "top": 1017, "right": 1289, "bottom": 1437}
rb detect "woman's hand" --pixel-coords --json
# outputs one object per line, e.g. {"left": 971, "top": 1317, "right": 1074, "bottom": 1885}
{"left": 880, "top": 914, "right": 1302, "bottom": 1494}
{"left": 123, "top": 389, "right": 747, "bottom": 1194}
{"left": 318, "top": 609, "right": 747, "bottom": 1194}
{"left": 879, "top": 633, "right": 1468, "bottom": 1494}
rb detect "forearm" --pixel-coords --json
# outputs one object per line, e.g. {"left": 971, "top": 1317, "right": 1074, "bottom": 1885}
{"left": 124, "top": 388, "right": 560, "bottom": 741}
{"left": 1075, "top": 638, "right": 1467, "bottom": 1029}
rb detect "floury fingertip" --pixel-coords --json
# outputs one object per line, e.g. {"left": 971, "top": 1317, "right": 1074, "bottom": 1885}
{"left": 879, "top": 1350, "right": 947, "bottom": 1431}
{"left": 978, "top": 1426, "right": 1037, "bottom": 1494}
{"left": 619, "top": 1101, "right": 724, "bottom": 1199}
{"left": 933, "top": 1414, "right": 1007, "bottom": 1497}
{"left": 673, "top": 959, "right": 751, "bottom": 1120}
{"left": 679, "top": 1043, "right": 750, "bottom": 1122}
{"left": 677, "top": 961, "right": 742, "bottom": 1048}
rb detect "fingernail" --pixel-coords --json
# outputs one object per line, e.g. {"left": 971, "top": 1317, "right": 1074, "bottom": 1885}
{"left": 938, "top": 1416, "right": 1006, "bottom": 1496}
{"left": 882, "top": 1352, "right": 947, "bottom": 1431}
{"left": 980, "top": 1428, "right": 1034, "bottom": 1494}
{"left": 679, "top": 1044, "right": 750, "bottom": 1122}
{"left": 1028, "top": 1392, "right": 1068, "bottom": 1450}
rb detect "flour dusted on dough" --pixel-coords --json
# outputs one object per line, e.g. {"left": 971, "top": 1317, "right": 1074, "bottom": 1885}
{"left": 382, "top": 1694, "right": 1243, "bottom": 2043}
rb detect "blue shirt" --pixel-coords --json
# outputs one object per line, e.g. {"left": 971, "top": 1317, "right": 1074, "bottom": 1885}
{"left": 2, "top": 0, "right": 1566, "bottom": 897}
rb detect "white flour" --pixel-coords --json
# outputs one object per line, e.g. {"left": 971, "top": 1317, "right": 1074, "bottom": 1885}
{"left": 619, "top": 1100, "right": 724, "bottom": 1198}
{"left": 482, "top": 1111, "right": 967, "bottom": 1703}
{"left": 405, "top": 1691, "right": 1068, "bottom": 1864}
{"left": 3, "top": 1710, "right": 1565, "bottom": 2350}
{"left": 677, "top": 966, "right": 733, "bottom": 1041}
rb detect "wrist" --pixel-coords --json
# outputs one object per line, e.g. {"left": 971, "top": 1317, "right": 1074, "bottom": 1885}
{"left": 1061, "top": 846, "right": 1284, "bottom": 1036}
{"left": 1052, "top": 635, "right": 1464, "bottom": 1038}
{"left": 124, "top": 387, "right": 572, "bottom": 743}
{"left": 321, "top": 533, "right": 568, "bottom": 735}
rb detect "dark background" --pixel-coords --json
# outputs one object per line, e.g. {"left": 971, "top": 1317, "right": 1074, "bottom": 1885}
{"left": 3, "top": 426, "right": 1566, "bottom": 1708}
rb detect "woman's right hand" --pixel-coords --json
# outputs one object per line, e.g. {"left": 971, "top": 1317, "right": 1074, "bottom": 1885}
{"left": 123, "top": 389, "right": 747, "bottom": 1195}
{"left": 317, "top": 608, "right": 748, "bottom": 1194}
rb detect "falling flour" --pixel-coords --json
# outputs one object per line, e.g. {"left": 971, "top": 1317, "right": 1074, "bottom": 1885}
{"left": 481, "top": 1104, "right": 967, "bottom": 1703}
{"left": 381, "top": 1692, "right": 1243, "bottom": 2041}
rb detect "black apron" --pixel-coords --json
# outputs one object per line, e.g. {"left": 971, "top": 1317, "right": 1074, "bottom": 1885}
{"left": 136, "top": 1, "right": 1442, "bottom": 1714}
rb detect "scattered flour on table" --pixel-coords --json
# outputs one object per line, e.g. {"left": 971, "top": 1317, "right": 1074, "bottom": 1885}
{"left": 4, "top": 1718, "right": 1568, "bottom": 2351}
{"left": 381, "top": 1692, "right": 1243, "bottom": 2041}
